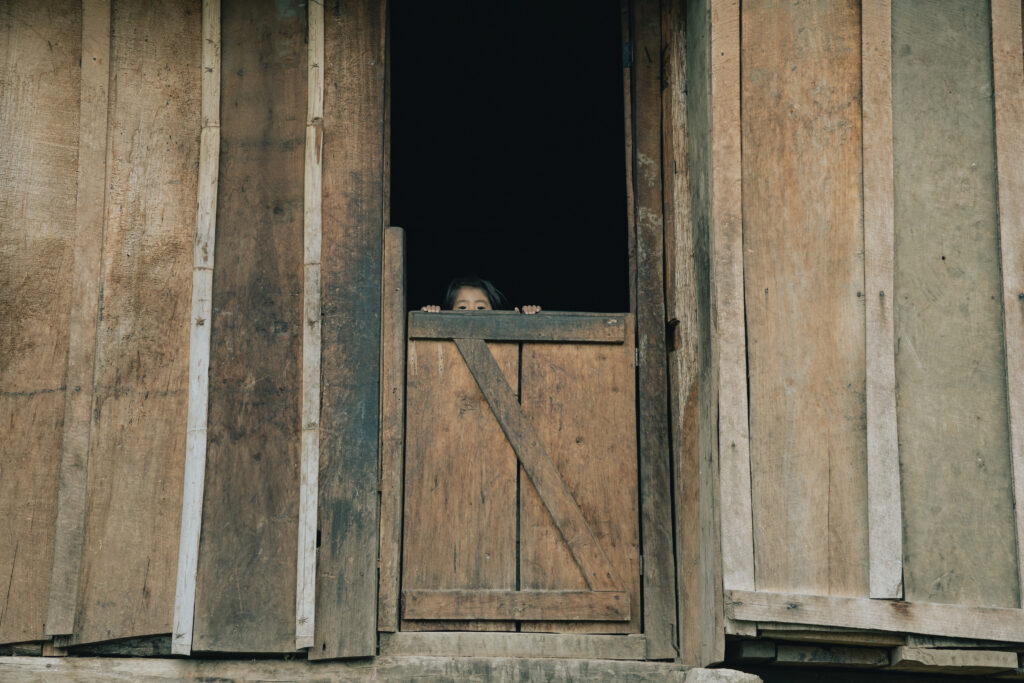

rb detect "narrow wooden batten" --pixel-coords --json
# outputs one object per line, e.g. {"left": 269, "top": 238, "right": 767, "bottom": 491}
{"left": 172, "top": 0, "right": 220, "bottom": 656}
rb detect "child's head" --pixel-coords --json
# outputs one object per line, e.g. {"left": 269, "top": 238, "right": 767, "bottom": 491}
{"left": 443, "top": 276, "right": 509, "bottom": 311}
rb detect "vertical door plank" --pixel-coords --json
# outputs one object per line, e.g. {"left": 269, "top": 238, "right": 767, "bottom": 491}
{"left": 741, "top": 0, "right": 868, "bottom": 597}
{"left": 193, "top": 0, "right": 306, "bottom": 653}
{"left": 621, "top": 0, "right": 637, "bottom": 315}
{"left": 893, "top": 0, "right": 1018, "bottom": 609}
{"left": 519, "top": 326, "right": 641, "bottom": 635}
{"left": 314, "top": 0, "right": 386, "bottom": 659}
{"left": 991, "top": 0, "right": 1024, "bottom": 605}
{"left": 69, "top": 0, "right": 201, "bottom": 646}
{"left": 46, "top": 0, "right": 111, "bottom": 637}
{"left": 0, "top": 0, "right": 80, "bottom": 645}
{"left": 631, "top": 0, "right": 678, "bottom": 659}
{"left": 401, "top": 340, "right": 518, "bottom": 633}
{"left": 862, "top": 0, "right": 903, "bottom": 600}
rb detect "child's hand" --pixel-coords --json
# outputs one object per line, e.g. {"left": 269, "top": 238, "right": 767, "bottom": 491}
{"left": 421, "top": 305, "right": 441, "bottom": 312}
{"left": 517, "top": 305, "right": 542, "bottom": 315}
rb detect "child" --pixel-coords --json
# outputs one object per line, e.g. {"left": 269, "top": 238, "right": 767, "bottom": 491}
{"left": 421, "top": 276, "right": 541, "bottom": 314}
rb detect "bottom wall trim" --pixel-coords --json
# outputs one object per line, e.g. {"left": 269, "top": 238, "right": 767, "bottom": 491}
{"left": 379, "top": 632, "right": 648, "bottom": 660}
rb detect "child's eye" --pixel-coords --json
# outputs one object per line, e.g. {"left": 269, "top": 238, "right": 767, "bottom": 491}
{"left": 457, "top": 305, "right": 466, "bottom": 309}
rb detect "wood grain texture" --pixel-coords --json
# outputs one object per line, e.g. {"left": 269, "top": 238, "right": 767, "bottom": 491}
{"left": 710, "top": 0, "right": 753, "bottom": 595}
{"left": 377, "top": 227, "right": 406, "bottom": 632}
{"left": 774, "top": 644, "right": 889, "bottom": 668}
{"left": 312, "top": 0, "right": 385, "bottom": 659}
{"left": 0, "top": 0, "right": 80, "bottom": 645}
{"left": 401, "top": 340, "right": 518, "bottom": 633}
{"left": 380, "top": 632, "right": 650, "bottom": 662}
{"left": 520, "top": 329, "right": 640, "bottom": 634}
{"left": 991, "top": 0, "right": 1024, "bottom": 606}
{"left": 402, "top": 590, "right": 630, "bottom": 622}
{"left": 46, "top": 0, "right": 111, "bottom": 637}
{"left": 69, "top": 0, "right": 201, "bottom": 646}
{"left": 192, "top": 0, "right": 306, "bottom": 653}
{"left": 408, "top": 311, "right": 627, "bottom": 343}
{"left": 862, "top": 0, "right": 903, "bottom": 600}
{"left": 889, "top": 646, "right": 1017, "bottom": 674}
{"left": 742, "top": 0, "right": 867, "bottom": 597}
{"left": 621, "top": 0, "right": 637, "bottom": 316}
{"left": 630, "top": 0, "right": 678, "bottom": 659}
{"left": 892, "top": 0, "right": 1019, "bottom": 609}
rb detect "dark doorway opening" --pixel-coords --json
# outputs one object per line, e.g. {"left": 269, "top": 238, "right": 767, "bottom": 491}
{"left": 390, "top": 0, "right": 629, "bottom": 313}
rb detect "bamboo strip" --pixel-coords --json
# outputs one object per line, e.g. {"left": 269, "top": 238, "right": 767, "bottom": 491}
{"left": 862, "top": 0, "right": 902, "bottom": 599}
{"left": 46, "top": 0, "right": 112, "bottom": 637}
{"left": 172, "top": 0, "right": 220, "bottom": 656}
{"left": 991, "top": 0, "right": 1024, "bottom": 606}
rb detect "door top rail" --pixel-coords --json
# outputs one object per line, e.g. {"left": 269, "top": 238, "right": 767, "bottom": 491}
{"left": 407, "top": 311, "right": 628, "bottom": 344}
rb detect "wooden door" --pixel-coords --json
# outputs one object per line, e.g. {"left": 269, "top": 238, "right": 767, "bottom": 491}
{"left": 400, "top": 311, "right": 641, "bottom": 634}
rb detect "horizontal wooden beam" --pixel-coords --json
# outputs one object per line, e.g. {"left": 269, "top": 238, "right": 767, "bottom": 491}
{"left": 402, "top": 590, "right": 630, "bottom": 622}
{"left": 889, "top": 646, "right": 1017, "bottom": 675}
{"left": 379, "top": 632, "right": 649, "bottom": 661}
{"left": 408, "top": 311, "right": 627, "bottom": 343}
{"left": 726, "top": 590, "right": 1024, "bottom": 643}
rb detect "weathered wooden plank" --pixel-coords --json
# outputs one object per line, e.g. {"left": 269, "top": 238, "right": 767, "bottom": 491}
{"left": 991, "top": 0, "right": 1024, "bottom": 605}
{"left": 0, "top": 0, "right": 80, "bottom": 645}
{"left": 630, "top": 0, "right": 678, "bottom": 659}
{"left": 727, "top": 590, "right": 1024, "bottom": 642}
{"left": 710, "top": 0, "right": 753, "bottom": 595}
{"left": 862, "top": 0, "right": 903, "bottom": 601}
{"left": 192, "top": 0, "right": 306, "bottom": 653}
{"left": 401, "top": 340, "right": 518, "bottom": 633}
{"left": 742, "top": 0, "right": 867, "bottom": 597}
{"left": 408, "top": 311, "right": 627, "bottom": 343}
{"left": 377, "top": 227, "right": 406, "bottom": 633}
{"left": 889, "top": 646, "right": 1017, "bottom": 674}
{"left": 759, "top": 623, "right": 905, "bottom": 647}
{"left": 892, "top": 0, "right": 1018, "bottom": 609}
{"left": 46, "top": 0, "right": 111, "bottom": 638}
{"left": 402, "top": 590, "right": 630, "bottom": 622}
{"left": 519, "top": 329, "right": 641, "bottom": 634}
{"left": 380, "top": 633, "right": 650, "bottom": 662}
{"left": 775, "top": 644, "right": 889, "bottom": 668}
{"left": 312, "top": 0, "right": 385, "bottom": 658}
{"left": 726, "top": 640, "right": 776, "bottom": 663}
{"left": 621, "top": 0, "right": 637, "bottom": 316}
{"left": 69, "top": 636, "right": 172, "bottom": 658}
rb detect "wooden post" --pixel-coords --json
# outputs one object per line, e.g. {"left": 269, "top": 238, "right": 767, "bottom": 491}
{"left": 172, "top": 0, "right": 219, "bottom": 656}
{"left": 46, "top": 0, "right": 111, "bottom": 638}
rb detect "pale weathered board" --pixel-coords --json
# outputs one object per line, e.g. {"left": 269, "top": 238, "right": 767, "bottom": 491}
{"left": 0, "top": 0, "right": 80, "bottom": 645}
{"left": 312, "top": 0, "right": 385, "bottom": 659}
{"left": 401, "top": 340, "right": 518, "bottom": 633}
{"left": 889, "top": 646, "right": 1018, "bottom": 674}
{"left": 380, "top": 632, "right": 651, "bottom": 662}
{"left": 741, "top": 0, "right": 868, "bottom": 597}
{"left": 519, "top": 327, "right": 640, "bottom": 634}
{"left": 892, "top": 0, "right": 1019, "bottom": 609}
{"left": 192, "top": 0, "right": 306, "bottom": 652}
{"left": 67, "top": 0, "right": 201, "bottom": 646}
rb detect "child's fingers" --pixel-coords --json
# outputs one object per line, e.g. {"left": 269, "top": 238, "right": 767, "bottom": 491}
{"left": 420, "top": 304, "right": 441, "bottom": 312}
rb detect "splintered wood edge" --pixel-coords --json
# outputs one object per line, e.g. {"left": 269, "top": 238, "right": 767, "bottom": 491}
{"left": 172, "top": 0, "right": 220, "bottom": 656}
{"left": 991, "top": 0, "right": 1024, "bottom": 606}
{"left": 862, "top": 0, "right": 903, "bottom": 600}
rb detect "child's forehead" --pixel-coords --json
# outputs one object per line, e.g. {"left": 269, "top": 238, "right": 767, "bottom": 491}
{"left": 454, "top": 286, "right": 489, "bottom": 300}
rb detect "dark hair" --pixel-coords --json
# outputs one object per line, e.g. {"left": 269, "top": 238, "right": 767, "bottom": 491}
{"left": 443, "top": 276, "right": 509, "bottom": 310}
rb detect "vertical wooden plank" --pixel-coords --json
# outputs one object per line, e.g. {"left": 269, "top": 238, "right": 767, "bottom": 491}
{"left": 893, "top": 0, "right": 1018, "bottom": 609}
{"left": 710, "top": 0, "right": 753, "bottom": 594}
{"left": 0, "top": 0, "right": 80, "bottom": 645}
{"left": 519, "top": 328, "right": 641, "bottom": 635}
{"left": 172, "top": 0, "right": 220, "bottom": 656}
{"left": 377, "top": 227, "right": 406, "bottom": 633}
{"left": 313, "top": 0, "right": 386, "bottom": 659}
{"left": 46, "top": 0, "right": 111, "bottom": 637}
{"left": 742, "top": 0, "right": 867, "bottom": 597}
{"left": 400, "top": 340, "right": 517, "bottom": 633}
{"left": 862, "top": 0, "right": 903, "bottom": 600}
{"left": 192, "top": 0, "right": 306, "bottom": 653}
{"left": 622, "top": 0, "right": 638, "bottom": 315}
{"left": 296, "top": 0, "right": 325, "bottom": 650}
{"left": 991, "top": 0, "right": 1024, "bottom": 605}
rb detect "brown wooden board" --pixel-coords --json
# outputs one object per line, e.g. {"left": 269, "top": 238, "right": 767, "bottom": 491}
{"left": 892, "top": 0, "right": 1019, "bottom": 608}
{"left": 408, "top": 311, "right": 627, "bottom": 344}
{"left": 192, "top": 0, "right": 306, "bottom": 653}
{"left": 66, "top": 0, "right": 201, "bottom": 646}
{"left": 0, "top": 0, "right": 80, "bottom": 645}
{"left": 741, "top": 0, "right": 868, "bottom": 597}
{"left": 519, "top": 327, "right": 641, "bottom": 634}
{"left": 401, "top": 340, "right": 518, "bottom": 633}
{"left": 312, "top": 0, "right": 385, "bottom": 659}
{"left": 403, "top": 590, "right": 629, "bottom": 622}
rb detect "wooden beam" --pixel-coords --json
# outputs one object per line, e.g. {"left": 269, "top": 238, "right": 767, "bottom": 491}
{"left": 726, "top": 640, "right": 776, "bottom": 663}
{"left": 992, "top": 0, "right": 1024, "bottom": 606}
{"left": 380, "top": 633, "right": 649, "bottom": 661}
{"left": 775, "top": 644, "right": 889, "bottom": 668}
{"left": 889, "top": 646, "right": 1017, "bottom": 675}
{"left": 46, "top": 0, "right": 111, "bottom": 638}
{"left": 171, "top": 0, "right": 219, "bottom": 657}
{"left": 710, "top": 0, "right": 753, "bottom": 593}
{"left": 408, "top": 312, "right": 627, "bottom": 344}
{"left": 727, "top": 590, "right": 1024, "bottom": 642}
{"left": 402, "top": 590, "right": 630, "bottom": 622}
{"left": 862, "top": 0, "right": 903, "bottom": 600}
